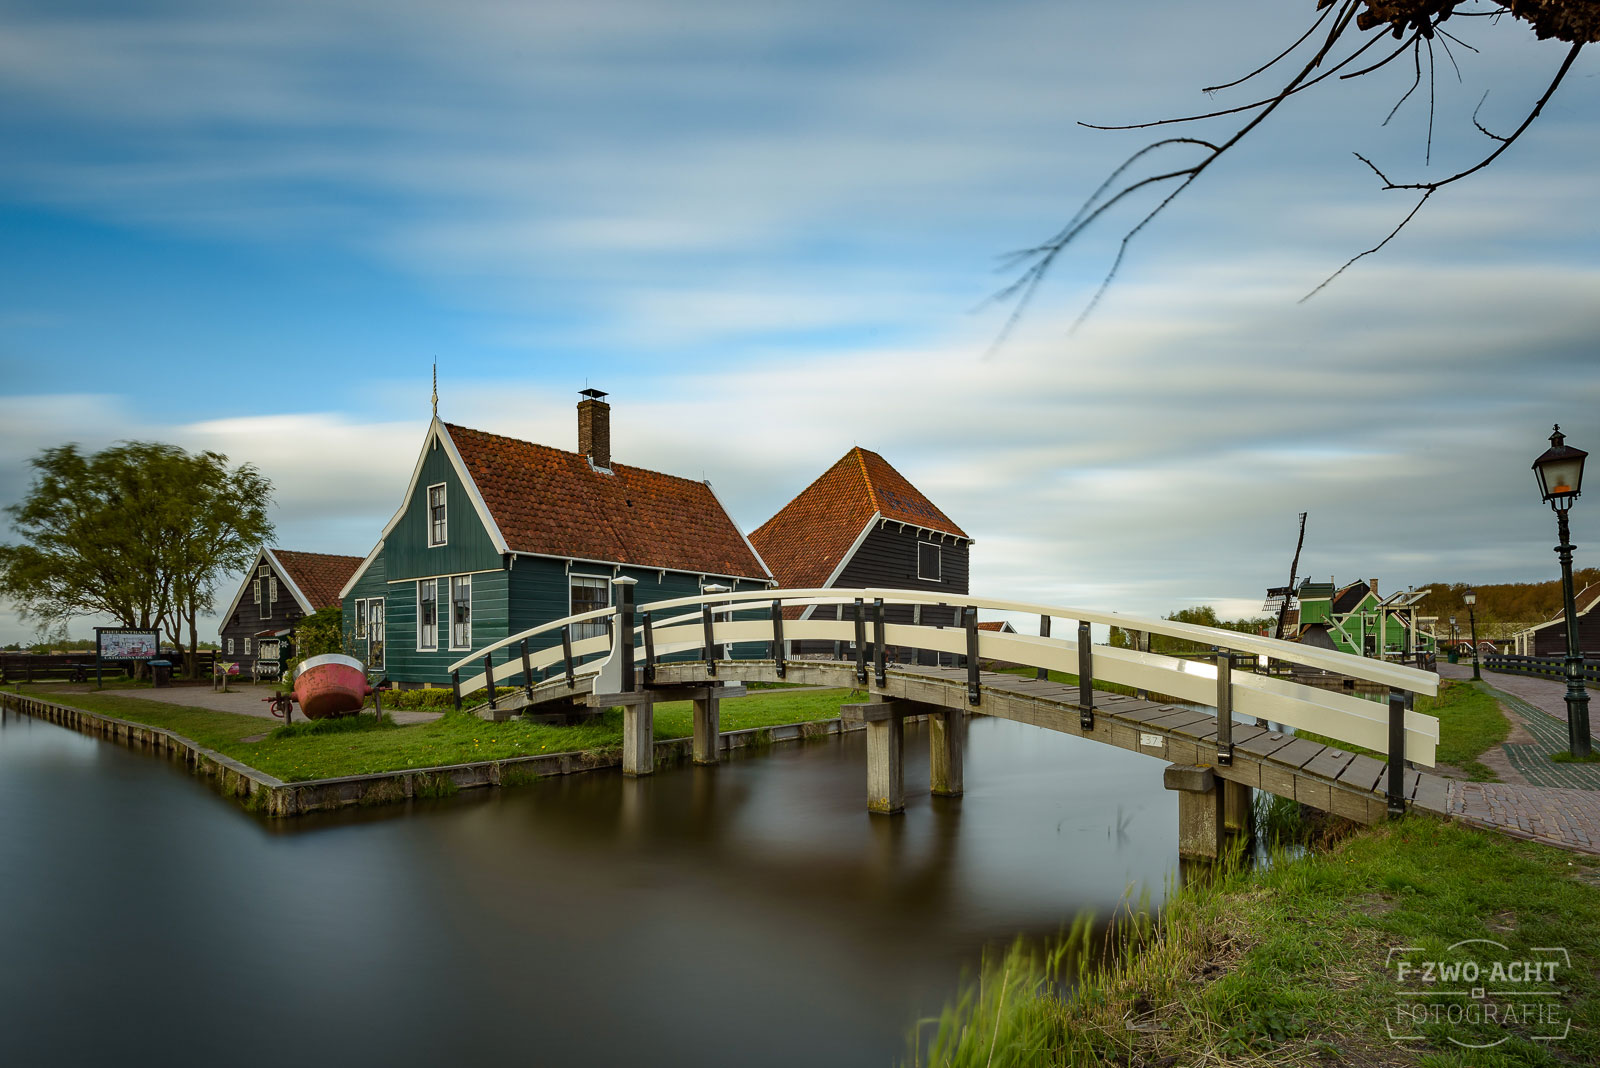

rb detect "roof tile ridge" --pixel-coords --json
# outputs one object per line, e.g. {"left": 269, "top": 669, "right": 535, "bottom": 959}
{"left": 851, "top": 446, "right": 881, "bottom": 513}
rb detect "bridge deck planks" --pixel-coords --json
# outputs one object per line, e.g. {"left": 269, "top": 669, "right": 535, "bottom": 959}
{"left": 618, "top": 658, "right": 1438, "bottom": 824}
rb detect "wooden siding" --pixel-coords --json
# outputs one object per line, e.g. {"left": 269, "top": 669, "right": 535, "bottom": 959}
{"left": 220, "top": 559, "right": 309, "bottom": 674}
{"left": 341, "top": 550, "right": 388, "bottom": 670}
{"left": 385, "top": 568, "right": 510, "bottom": 687}
{"left": 384, "top": 436, "right": 502, "bottom": 581}
{"left": 1533, "top": 610, "right": 1600, "bottom": 656}
{"left": 792, "top": 522, "right": 968, "bottom": 658}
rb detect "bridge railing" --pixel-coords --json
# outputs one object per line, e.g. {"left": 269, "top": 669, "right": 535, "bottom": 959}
{"left": 1483, "top": 652, "right": 1598, "bottom": 683}
{"left": 448, "top": 585, "right": 1439, "bottom": 792}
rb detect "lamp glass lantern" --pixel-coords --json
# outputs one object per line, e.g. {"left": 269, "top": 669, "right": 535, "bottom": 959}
{"left": 1533, "top": 425, "right": 1587, "bottom": 508}
{"left": 1463, "top": 589, "right": 1475, "bottom": 607}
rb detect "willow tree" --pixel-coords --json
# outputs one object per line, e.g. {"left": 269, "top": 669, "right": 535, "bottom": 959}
{"left": 0, "top": 442, "right": 274, "bottom": 674}
{"left": 998, "top": 1, "right": 1598, "bottom": 332}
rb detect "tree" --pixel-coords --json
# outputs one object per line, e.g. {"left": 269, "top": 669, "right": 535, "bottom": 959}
{"left": 998, "top": 1, "right": 1597, "bottom": 332}
{"left": 0, "top": 441, "right": 274, "bottom": 675}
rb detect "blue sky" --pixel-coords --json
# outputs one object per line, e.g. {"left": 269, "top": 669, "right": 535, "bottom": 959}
{"left": 2, "top": 0, "right": 1597, "bottom": 642}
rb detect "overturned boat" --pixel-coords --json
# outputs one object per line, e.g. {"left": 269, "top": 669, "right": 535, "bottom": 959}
{"left": 291, "top": 654, "right": 374, "bottom": 719}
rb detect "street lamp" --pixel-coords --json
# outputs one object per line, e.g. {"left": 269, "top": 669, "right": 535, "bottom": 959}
{"left": 1532, "top": 424, "right": 1591, "bottom": 758}
{"left": 1449, "top": 615, "right": 1458, "bottom": 655}
{"left": 1464, "top": 589, "right": 1481, "bottom": 681}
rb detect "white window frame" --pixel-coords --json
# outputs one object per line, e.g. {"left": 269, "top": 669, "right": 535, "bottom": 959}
{"left": 260, "top": 639, "right": 279, "bottom": 662}
{"left": 449, "top": 575, "right": 473, "bottom": 651}
{"left": 417, "top": 578, "right": 439, "bottom": 652}
{"left": 369, "top": 598, "right": 385, "bottom": 671}
{"left": 355, "top": 598, "right": 369, "bottom": 639}
{"left": 917, "top": 542, "right": 942, "bottom": 582}
{"left": 427, "top": 483, "right": 448, "bottom": 547}
{"left": 253, "top": 578, "right": 261, "bottom": 605}
{"left": 569, "top": 574, "right": 611, "bottom": 642}
{"left": 244, "top": 637, "right": 252, "bottom": 655}
{"left": 226, "top": 638, "right": 234, "bottom": 655}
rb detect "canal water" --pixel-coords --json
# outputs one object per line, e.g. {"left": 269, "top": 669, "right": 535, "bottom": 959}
{"left": 0, "top": 708, "right": 1179, "bottom": 1066}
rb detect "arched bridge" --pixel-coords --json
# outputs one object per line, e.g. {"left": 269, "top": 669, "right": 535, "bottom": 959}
{"left": 446, "top": 582, "right": 1447, "bottom": 860}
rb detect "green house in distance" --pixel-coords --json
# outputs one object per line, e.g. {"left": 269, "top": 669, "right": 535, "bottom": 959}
{"left": 1280, "top": 577, "right": 1437, "bottom": 660}
{"left": 339, "top": 389, "right": 773, "bottom": 688}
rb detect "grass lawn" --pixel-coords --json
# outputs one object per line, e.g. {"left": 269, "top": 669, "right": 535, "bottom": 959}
{"left": 7, "top": 683, "right": 858, "bottom": 783}
{"left": 1300, "top": 679, "right": 1510, "bottom": 781}
{"left": 917, "top": 817, "right": 1600, "bottom": 1066}
{"left": 995, "top": 664, "right": 1141, "bottom": 699}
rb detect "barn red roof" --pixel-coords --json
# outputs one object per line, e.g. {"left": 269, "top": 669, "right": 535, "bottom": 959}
{"left": 443, "top": 423, "right": 768, "bottom": 581}
{"left": 272, "top": 550, "right": 363, "bottom": 611}
{"left": 749, "top": 447, "right": 967, "bottom": 591}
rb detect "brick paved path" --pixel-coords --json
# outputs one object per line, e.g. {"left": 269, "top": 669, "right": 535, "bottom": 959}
{"left": 1436, "top": 662, "right": 1600, "bottom": 789}
{"left": 1446, "top": 781, "right": 1600, "bottom": 855}
{"left": 1426, "top": 662, "right": 1600, "bottom": 853}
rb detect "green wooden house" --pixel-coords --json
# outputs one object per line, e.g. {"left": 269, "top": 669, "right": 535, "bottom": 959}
{"left": 339, "top": 390, "right": 773, "bottom": 687}
{"left": 1290, "top": 578, "right": 1436, "bottom": 659}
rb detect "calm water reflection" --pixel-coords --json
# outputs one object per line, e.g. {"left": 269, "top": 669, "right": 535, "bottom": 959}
{"left": 0, "top": 707, "right": 1178, "bottom": 1066}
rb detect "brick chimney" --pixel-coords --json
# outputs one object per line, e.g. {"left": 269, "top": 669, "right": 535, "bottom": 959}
{"left": 577, "top": 388, "right": 611, "bottom": 469}
{"left": 1369, "top": 578, "right": 1379, "bottom": 599}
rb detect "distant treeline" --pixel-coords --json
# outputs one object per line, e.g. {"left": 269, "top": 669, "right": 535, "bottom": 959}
{"left": 1413, "top": 569, "right": 1600, "bottom": 638}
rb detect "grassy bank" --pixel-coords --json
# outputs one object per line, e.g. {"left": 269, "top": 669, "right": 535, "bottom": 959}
{"left": 914, "top": 817, "right": 1600, "bottom": 1066}
{"left": 1300, "top": 678, "right": 1510, "bottom": 781}
{"left": 6, "top": 684, "right": 859, "bottom": 782}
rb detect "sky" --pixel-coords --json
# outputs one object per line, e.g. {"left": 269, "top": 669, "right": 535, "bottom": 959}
{"left": 1, "top": 0, "right": 1597, "bottom": 643}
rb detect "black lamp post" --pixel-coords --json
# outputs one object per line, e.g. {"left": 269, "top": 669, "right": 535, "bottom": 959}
{"left": 1532, "top": 424, "right": 1591, "bottom": 758}
{"left": 1449, "top": 615, "right": 1458, "bottom": 655}
{"left": 1463, "top": 590, "right": 1481, "bottom": 681}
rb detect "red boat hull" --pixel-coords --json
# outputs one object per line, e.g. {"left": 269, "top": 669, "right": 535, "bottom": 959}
{"left": 292, "top": 655, "right": 372, "bottom": 719}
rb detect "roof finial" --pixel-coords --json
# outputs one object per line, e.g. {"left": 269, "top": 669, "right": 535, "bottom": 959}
{"left": 431, "top": 360, "right": 438, "bottom": 418}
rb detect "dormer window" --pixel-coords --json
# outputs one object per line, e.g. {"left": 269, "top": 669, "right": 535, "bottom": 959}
{"left": 427, "top": 484, "right": 448, "bottom": 546}
{"left": 918, "top": 542, "right": 942, "bottom": 582}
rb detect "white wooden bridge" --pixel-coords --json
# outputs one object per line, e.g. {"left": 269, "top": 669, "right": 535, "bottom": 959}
{"left": 447, "top": 581, "right": 1447, "bottom": 861}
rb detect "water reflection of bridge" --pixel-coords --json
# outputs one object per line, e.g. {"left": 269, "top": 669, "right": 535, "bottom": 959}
{"left": 449, "top": 583, "right": 1446, "bottom": 863}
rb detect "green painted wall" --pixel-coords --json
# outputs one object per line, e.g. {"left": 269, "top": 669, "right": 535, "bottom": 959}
{"left": 384, "top": 436, "right": 502, "bottom": 581}
{"left": 385, "top": 568, "right": 510, "bottom": 686}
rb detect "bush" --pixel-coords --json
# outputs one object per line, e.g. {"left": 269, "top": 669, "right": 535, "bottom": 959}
{"left": 284, "top": 605, "right": 346, "bottom": 677}
{"left": 367, "top": 685, "right": 521, "bottom": 711}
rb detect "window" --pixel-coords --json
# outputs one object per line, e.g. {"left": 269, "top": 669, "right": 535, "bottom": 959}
{"left": 253, "top": 578, "right": 261, "bottom": 605}
{"left": 260, "top": 640, "right": 279, "bottom": 662}
{"left": 258, "top": 564, "right": 269, "bottom": 577}
{"left": 269, "top": 576, "right": 278, "bottom": 604}
{"left": 417, "top": 579, "right": 439, "bottom": 651}
{"left": 244, "top": 637, "right": 252, "bottom": 655}
{"left": 355, "top": 598, "right": 369, "bottom": 639}
{"left": 450, "top": 575, "right": 472, "bottom": 650}
{"left": 226, "top": 638, "right": 234, "bottom": 655}
{"left": 369, "top": 599, "right": 385, "bottom": 671}
{"left": 427, "top": 483, "right": 448, "bottom": 547}
{"left": 570, "top": 576, "right": 610, "bottom": 641}
{"left": 918, "top": 543, "right": 942, "bottom": 582}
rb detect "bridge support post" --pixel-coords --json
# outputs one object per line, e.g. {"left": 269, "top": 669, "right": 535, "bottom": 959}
{"left": 1163, "top": 764, "right": 1226, "bottom": 865}
{"left": 930, "top": 709, "right": 964, "bottom": 797}
{"left": 623, "top": 695, "right": 655, "bottom": 777}
{"left": 1223, "top": 779, "right": 1253, "bottom": 842}
{"left": 692, "top": 691, "right": 721, "bottom": 766}
{"left": 866, "top": 712, "right": 904, "bottom": 815}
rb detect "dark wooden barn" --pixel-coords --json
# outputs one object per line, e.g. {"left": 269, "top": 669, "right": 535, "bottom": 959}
{"left": 218, "top": 548, "right": 363, "bottom": 680}
{"left": 749, "top": 447, "right": 971, "bottom": 661}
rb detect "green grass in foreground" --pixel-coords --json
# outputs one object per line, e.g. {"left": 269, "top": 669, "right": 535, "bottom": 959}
{"left": 1300, "top": 679, "right": 1510, "bottom": 782}
{"left": 914, "top": 818, "right": 1600, "bottom": 1066}
{"left": 1551, "top": 749, "right": 1600, "bottom": 764}
{"left": 9, "top": 685, "right": 857, "bottom": 782}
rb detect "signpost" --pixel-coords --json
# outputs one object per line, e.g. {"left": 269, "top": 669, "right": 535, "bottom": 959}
{"left": 94, "top": 627, "right": 160, "bottom": 689}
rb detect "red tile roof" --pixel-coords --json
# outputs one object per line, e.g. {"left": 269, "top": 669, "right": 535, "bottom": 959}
{"left": 749, "top": 447, "right": 967, "bottom": 590}
{"left": 976, "top": 620, "right": 1014, "bottom": 632}
{"left": 444, "top": 423, "right": 768, "bottom": 580}
{"left": 272, "top": 550, "right": 364, "bottom": 611}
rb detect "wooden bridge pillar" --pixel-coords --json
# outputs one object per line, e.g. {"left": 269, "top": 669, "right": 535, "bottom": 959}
{"left": 866, "top": 713, "right": 905, "bottom": 815}
{"left": 1223, "top": 779, "right": 1254, "bottom": 841}
{"left": 929, "top": 709, "right": 964, "bottom": 797}
{"left": 622, "top": 694, "right": 655, "bottom": 778}
{"left": 692, "top": 692, "right": 721, "bottom": 766}
{"left": 1163, "top": 764, "right": 1226, "bottom": 863}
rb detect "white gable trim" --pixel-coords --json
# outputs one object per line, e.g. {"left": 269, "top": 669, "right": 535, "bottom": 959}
{"left": 702, "top": 478, "right": 776, "bottom": 586}
{"left": 217, "top": 548, "right": 271, "bottom": 636}
{"left": 261, "top": 547, "right": 317, "bottom": 615}
{"left": 797, "top": 512, "right": 882, "bottom": 621}
{"left": 371, "top": 418, "right": 510, "bottom": 555}
{"left": 338, "top": 540, "right": 386, "bottom": 600}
